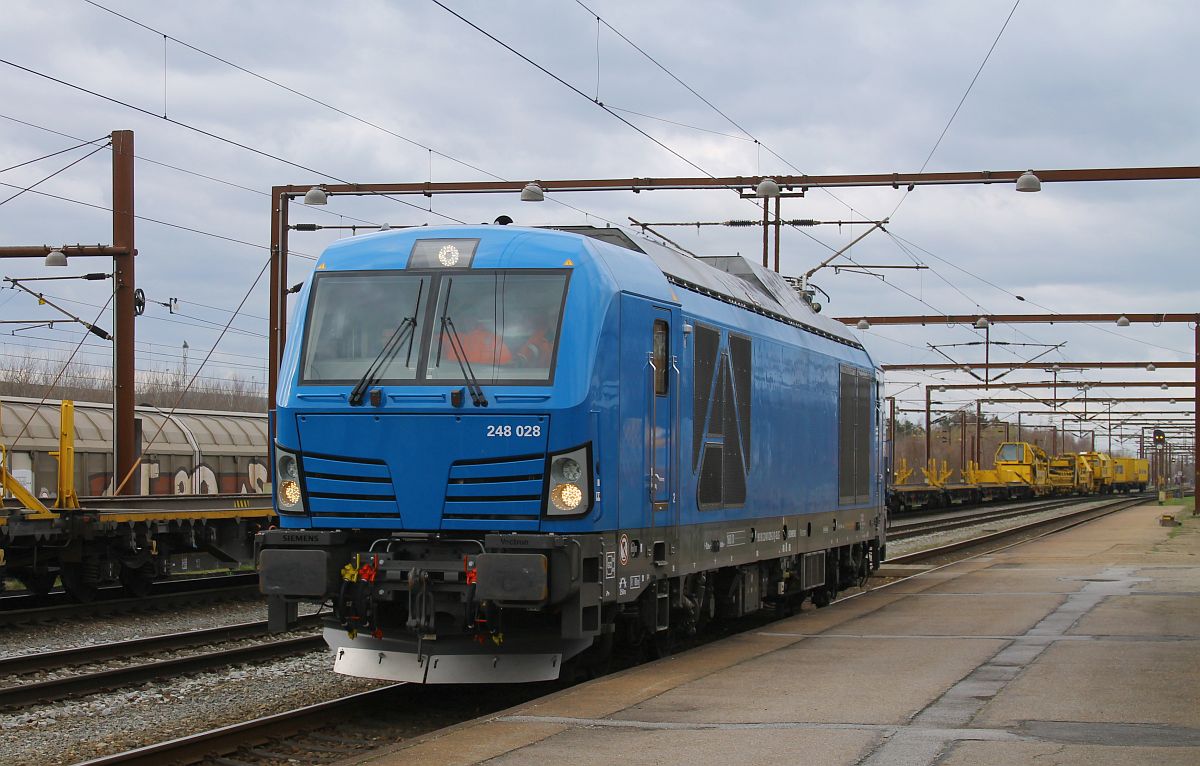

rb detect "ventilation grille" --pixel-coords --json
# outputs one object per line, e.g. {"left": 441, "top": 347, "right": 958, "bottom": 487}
{"left": 801, "top": 551, "right": 826, "bottom": 591}
{"left": 303, "top": 454, "right": 398, "bottom": 516}
{"left": 443, "top": 454, "right": 545, "bottom": 521}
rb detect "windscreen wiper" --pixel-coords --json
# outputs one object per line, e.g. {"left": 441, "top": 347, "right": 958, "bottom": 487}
{"left": 440, "top": 315, "right": 488, "bottom": 407}
{"left": 434, "top": 278, "right": 488, "bottom": 407}
{"left": 349, "top": 316, "right": 416, "bottom": 406}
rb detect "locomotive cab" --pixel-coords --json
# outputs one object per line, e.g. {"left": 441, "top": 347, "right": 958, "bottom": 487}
{"left": 260, "top": 227, "right": 639, "bottom": 681}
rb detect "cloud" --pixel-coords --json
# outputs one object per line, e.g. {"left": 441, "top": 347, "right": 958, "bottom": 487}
{"left": 0, "top": 0, "right": 1194, "bottom": 428}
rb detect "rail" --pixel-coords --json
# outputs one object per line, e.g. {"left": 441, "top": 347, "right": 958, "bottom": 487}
{"left": 0, "top": 614, "right": 322, "bottom": 674}
{"left": 73, "top": 686, "right": 405, "bottom": 766}
{"left": 0, "top": 634, "right": 324, "bottom": 708}
{"left": 887, "top": 494, "right": 1150, "bottom": 565}
{"left": 0, "top": 575, "right": 260, "bottom": 624}
{"left": 888, "top": 496, "right": 1103, "bottom": 540}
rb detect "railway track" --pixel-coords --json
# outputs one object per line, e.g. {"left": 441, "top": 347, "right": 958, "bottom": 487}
{"left": 886, "top": 494, "right": 1134, "bottom": 541}
{"left": 0, "top": 614, "right": 324, "bottom": 708}
{"left": 74, "top": 686, "right": 405, "bottom": 766}
{"left": 0, "top": 574, "right": 261, "bottom": 626}
{"left": 886, "top": 492, "right": 1150, "bottom": 565}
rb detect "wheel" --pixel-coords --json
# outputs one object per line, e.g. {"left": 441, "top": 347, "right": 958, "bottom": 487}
{"left": 59, "top": 562, "right": 98, "bottom": 602}
{"left": 119, "top": 562, "right": 156, "bottom": 597}
{"left": 14, "top": 568, "right": 56, "bottom": 599}
{"left": 646, "top": 629, "right": 675, "bottom": 660}
{"left": 811, "top": 585, "right": 834, "bottom": 608}
{"left": 565, "top": 633, "right": 613, "bottom": 682}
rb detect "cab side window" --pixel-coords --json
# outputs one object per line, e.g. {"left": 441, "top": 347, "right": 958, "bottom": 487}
{"left": 653, "top": 320, "right": 668, "bottom": 395}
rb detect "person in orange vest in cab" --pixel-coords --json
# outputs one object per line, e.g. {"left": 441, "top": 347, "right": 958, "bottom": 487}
{"left": 515, "top": 315, "right": 553, "bottom": 368}
{"left": 445, "top": 302, "right": 512, "bottom": 366}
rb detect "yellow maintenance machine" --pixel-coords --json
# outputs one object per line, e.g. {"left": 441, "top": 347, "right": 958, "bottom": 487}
{"left": 1048, "top": 452, "right": 1094, "bottom": 495}
{"left": 994, "top": 441, "right": 1051, "bottom": 493}
{"left": 1112, "top": 456, "right": 1150, "bottom": 492}
{"left": 1080, "top": 451, "right": 1115, "bottom": 493}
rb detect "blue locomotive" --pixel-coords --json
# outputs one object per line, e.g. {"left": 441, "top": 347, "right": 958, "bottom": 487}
{"left": 258, "top": 224, "right": 885, "bottom": 683}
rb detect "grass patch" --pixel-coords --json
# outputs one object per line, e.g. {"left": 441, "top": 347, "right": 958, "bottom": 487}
{"left": 1159, "top": 495, "right": 1195, "bottom": 513}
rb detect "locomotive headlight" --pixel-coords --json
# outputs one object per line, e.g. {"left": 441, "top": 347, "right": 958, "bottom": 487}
{"left": 274, "top": 444, "right": 305, "bottom": 513}
{"left": 554, "top": 457, "right": 582, "bottom": 483}
{"left": 545, "top": 444, "right": 592, "bottom": 516}
{"left": 280, "top": 480, "right": 303, "bottom": 507}
{"left": 550, "top": 482, "right": 583, "bottom": 511}
{"left": 278, "top": 453, "right": 298, "bottom": 481}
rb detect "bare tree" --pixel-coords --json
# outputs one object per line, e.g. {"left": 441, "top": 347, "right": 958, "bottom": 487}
{"left": 0, "top": 357, "right": 266, "bottom": 412}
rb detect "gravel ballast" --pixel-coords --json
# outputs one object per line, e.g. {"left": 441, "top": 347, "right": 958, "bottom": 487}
{"left": 0, "top": 649, "right": 387, "bottom": 765}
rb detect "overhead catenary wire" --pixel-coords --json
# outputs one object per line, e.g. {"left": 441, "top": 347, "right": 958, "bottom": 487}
{"left": 0, "top": 141, "right": 110, "bottom": 208}
{"left": 572, "top": 0, "right": 874, "bottom": 223}
{"left": 430, "top": 0, "right": 966, "bottom": 321}
{"left": 0, "top": 333, "right": 269, "bottom": 374}
{"left": 0, "top": 179, "right": 318, "bottom": 260}
{"left": 888, "top": 231, "right": 1197, "bottom": 359}
{"left": 883, "top": 231, "right": 1061, "bottom": 363}
{"left": 173, "top": 297, "right": 269, "bottom": 323}
{"left": 568, "top": 0, "right": 1068, "bottom": 357}
{"left": 889, "top": 0, "right": 1023, "bottom": 219}
{"left": 0, "top": 57, "right": 468, "bottom": 224}
{"left": 0, "top": 136, "right": 111, "bottom": 174}
{"left": 80, "top": 0, "right": 508, "bottom": 184}
{"left": 17, "top": 290, "right": 267, "bottom": 339}
{"left": 66, "top": 4, "right": 629, "bottom": 233}
{"left": 603, "top": 105, "right": 756, "bottom": 142}
{"left": 0, "top": 112, "right": 385, "bottom": 228}
{"left": 0, "top": 351, "right": 266, "bottom": 384}
{"left": 565, "top": 0, "right": 1031, "bottom": 338}
{"left": 112, "top": 254, "right": 272, "bottom": 495}
{"left": 7, "top": 294, "right": 114, "bottom": 454}
{"left": 2, "top": 321, "right": 269, "bottom": 362}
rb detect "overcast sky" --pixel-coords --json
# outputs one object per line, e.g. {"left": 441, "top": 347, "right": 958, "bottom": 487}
{"left": 1, "top": 0, "right": 1196, "bottom": 448}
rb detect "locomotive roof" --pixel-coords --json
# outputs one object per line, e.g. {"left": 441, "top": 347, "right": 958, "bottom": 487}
{"left": 318, "top": 224, "right": 864, "bottom": 351}
{"left": 548, "top": 226, "right": 862, "bottom": 347}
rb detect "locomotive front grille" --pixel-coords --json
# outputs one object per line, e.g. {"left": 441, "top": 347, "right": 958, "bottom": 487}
{"left": 443, "top": 454, "right": 545, "bottom": 521}
{"left": 303, "top": 454, "right": 399, "bottom": 516}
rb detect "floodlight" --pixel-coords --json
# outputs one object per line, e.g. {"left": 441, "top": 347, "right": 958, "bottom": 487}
{"left": 520, "top": 182, "right": 545, "bottom": 202}
{"left": 1015, "top": 170, "right": 1041, "bottom": 192}
{"left": 754, "top": 178, "right": 781, "bottom": 198}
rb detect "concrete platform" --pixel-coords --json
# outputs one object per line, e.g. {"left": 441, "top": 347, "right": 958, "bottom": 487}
{"left": 350, "top": 503, "right": 1200, "bottom": 766}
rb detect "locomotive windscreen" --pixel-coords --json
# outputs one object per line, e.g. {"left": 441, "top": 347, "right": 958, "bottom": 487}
{"left": 426, "top": 271, "right": 568, "bottom": 384}
{"left": 301, "top": 272, "right": 429, "bottom": 383}
{"left": 300, "top": 269, "right": 569, "bottom": 386}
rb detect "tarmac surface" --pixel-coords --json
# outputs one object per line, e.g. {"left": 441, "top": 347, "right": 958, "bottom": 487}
{"left": 350, "top": 502, "right": 1200, "bottom": 765}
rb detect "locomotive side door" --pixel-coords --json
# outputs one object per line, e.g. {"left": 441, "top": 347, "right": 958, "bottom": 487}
{"left": 618, "top": 297, "right": 679, "bottom": 535}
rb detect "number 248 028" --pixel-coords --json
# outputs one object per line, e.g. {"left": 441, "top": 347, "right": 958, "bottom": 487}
{"left": 486, "top": 424, "right": 541, "bottom": 437}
